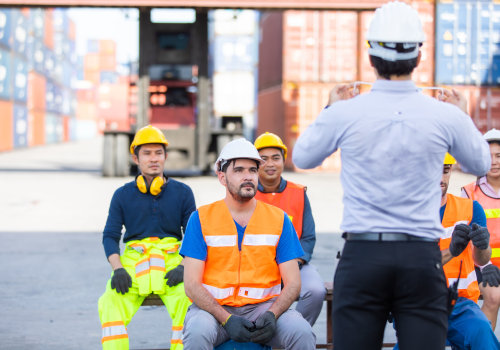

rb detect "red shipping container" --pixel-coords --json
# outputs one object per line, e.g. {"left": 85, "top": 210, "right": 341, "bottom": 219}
{"left": 68, "top": 19, "right": 76, "bottom": 41}
{"left": 257, "top": 85, "right": 285, "bottom": 137}
{"left": 99, "top": 54, "right": 116, "bottom": 72}
{"left": 99, "top": 40, "right": 116, "bottom": 55}
{"left": 83, "top": 70, "right": 100, "bottom": 85}
{"left": 472, "top": 87, "right": 500, "bottom": 133}
{"left": 76, "top": 88, "right": 96, "bottom": 102}
{"left": 96, "top": 83, "right": 130, "bottom": 132}
{"left": 30, "top": 110, "right": 45, "bottom": 146}
{"left": 258, "top": 12, "right": 283, "bottom": 90}
{"left": 0, "top": 100, "right": 13, "bottom": 152}
{"left": 27, "top": 71, "right": 46, "bottom": 111}
{"left": 44, "top": 9, "right": 54, "bottom": 50}
{"left": 62, "top": 115, "right": 70, "bottom": 142}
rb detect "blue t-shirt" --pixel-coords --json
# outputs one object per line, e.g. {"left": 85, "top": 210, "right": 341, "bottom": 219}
{"left": 439, "top": 200, "right": 486, "bottom": 227}
{"left": 180, "top": 210, "right": 304, "bottom": 265}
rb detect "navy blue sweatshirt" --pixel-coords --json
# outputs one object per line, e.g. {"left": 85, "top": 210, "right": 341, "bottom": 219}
{"left": 102, "top": 178, "right": 196, "bottom": 258}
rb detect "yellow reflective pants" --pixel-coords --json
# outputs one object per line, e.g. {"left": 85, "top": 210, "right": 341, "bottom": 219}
{"left": 98, "top": 237, "right": 191, "bottom": 350}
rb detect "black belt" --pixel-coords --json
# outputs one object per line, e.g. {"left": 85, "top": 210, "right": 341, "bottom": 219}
{"left": 342, "top": 232, "right": 438, "bottom": 242}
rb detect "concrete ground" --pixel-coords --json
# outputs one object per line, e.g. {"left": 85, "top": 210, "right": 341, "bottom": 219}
{"left": 0, "top": 136, "right": 493, "bottom": 349}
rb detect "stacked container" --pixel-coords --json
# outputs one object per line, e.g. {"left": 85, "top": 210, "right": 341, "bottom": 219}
{"left": 258, "top": 2, "right": 435, "bottom": 171}
{"left": 208, "top": 9, "right": 259, "bottom": 140}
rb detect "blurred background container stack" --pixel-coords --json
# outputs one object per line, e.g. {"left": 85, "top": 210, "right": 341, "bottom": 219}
{"left": 257, "top": 1, "right": 434, "bottom": 171}
{"left": 208, "top": 9, "right": 259, "bottom": 141}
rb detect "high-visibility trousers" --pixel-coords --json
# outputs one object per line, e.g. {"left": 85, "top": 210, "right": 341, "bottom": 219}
{"left": 98, "top": 237, "right": 191, "bottom": 350}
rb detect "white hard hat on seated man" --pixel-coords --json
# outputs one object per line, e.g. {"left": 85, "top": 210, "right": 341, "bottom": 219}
{"left": 214, "top": 138, "right": 264, "bottom": 173}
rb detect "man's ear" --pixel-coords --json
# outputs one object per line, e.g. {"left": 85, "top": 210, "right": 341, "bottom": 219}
{"left": 218, "top": 171, "right": 226, "bottom": 186}
{"left": 132, "top": 154, "right": 139, "bottom": 165}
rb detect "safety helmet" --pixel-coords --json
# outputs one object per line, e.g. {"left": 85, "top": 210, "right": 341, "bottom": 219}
{"left": 366, "top": 1, "right": 425, "bottom": 61}
{"left": 254, "top": 132, "right": 288, "bottom": 160}
{"left": 130, "top": 125, "right": 169, "bottom": 155}
{"left": 484, "top": 128, "right": 500, "bottom": 143}
{"left": 444, "top": 153, "right": 456, "bottom": 165}
{"left": 214, "top": 138, "right": 264, "bottom": 173}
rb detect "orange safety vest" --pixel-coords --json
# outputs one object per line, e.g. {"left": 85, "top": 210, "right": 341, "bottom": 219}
{"left": 255, "top": 181, "right": 305, "bottom": 239}
{"left": 440, "top": 193, "right": 480, "bottom": 303}
{"left": 463, "top": 182, "right": 500, "bottom": 267}
{"left": 198, "top": 200, "right": 284, "bottom": 307}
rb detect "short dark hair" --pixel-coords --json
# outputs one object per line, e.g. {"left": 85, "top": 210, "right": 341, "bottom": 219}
{"left": 221, "top": 159, "right": 260, "bottom": 173}
{"left": 369, "top": 55, "right": 419, "bottom": 80}
{"left": 488, "top": 140, "right": 500, "bottom": 147}
{"left": 134, "top": 144, "right": 167, "bottom": 158}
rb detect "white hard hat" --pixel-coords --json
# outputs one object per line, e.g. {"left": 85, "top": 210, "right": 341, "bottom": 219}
{"left": 214, "top": 138, "right": 264, "bottom": 173}
{"left": 367, "top": 1, "right": 425, "bottom": 61}
{"left": 484, "top": 128, "right": 500, "bottom": 142}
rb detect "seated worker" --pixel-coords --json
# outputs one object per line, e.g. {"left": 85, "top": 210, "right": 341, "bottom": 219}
{"left": 254, "top": 132, "right": 326, "bottom": 326}
{"left": 98, "top": 125, "right": 196, "bottom": 350}
{"left": 462, "top": 128, "right": 500, "bottom": 330}
{"left": 180, "top": 138, "right": 316, "bottom": 350}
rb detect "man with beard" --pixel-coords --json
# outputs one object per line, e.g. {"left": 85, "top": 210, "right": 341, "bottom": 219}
{"left": 98, "top": 125, "right": 195, "bottom": 350}
{"left": 180, "top": 138, "right": 315, "bottom": 350}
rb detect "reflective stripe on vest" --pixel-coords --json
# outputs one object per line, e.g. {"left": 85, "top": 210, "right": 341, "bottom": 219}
{"left": 463, "top": 182, "right": 500, "bottom": 267}
{"left": 198, "top": 200, "right": 284, "bottom": 307}
{"left": 171, "top": 325, "right": 183, "bottom": 344}
{"left": 255, "top": 181, "right": 305, "bottom": 238}
{"left": 102, "top": 321, "right": 128, "bottom": 343}
{"left": 440, "top": 193, "right": 480, "bottom": 302}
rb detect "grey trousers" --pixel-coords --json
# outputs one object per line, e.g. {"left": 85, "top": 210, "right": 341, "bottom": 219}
{"left": 296, "top": 263, "right": 327, "bottom": 326}
{"left": 183, "top": 299, "right": 316, "bottom": 350}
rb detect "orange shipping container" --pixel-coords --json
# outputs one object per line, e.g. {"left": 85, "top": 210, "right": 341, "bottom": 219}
{"left": 76, "top": 101, "right": 98, "bottom": 121}
{"left": 99, "top": 40, "right": 116, "bottom": 55}
{"left": 99, "top": 54, "right": 116, "bottom": 72}
{"left": 28, "top": 71, "right": 46, "bottom": 111}
{"left": 83, "top": 70, "right": 100, "bottom": 85}
{"left": 0, "top": 100, "right": 13, "bottom": 152}
{"left": 62, "top": 115, "right": 70, "bottom": 142}
{"left": 68, "top": 19, "right": 76, "bottom": 41}
{"left": 96, "top": 83, "right": 129, "bottom": 132}
{"left": 29, "top": 110, "right": 45, "bottom": 146}
{"left": 44, "top": 9, "right": 54, "bottom": 49}
{"left": 84, "top": 53, "right": 100, "bottom": 71}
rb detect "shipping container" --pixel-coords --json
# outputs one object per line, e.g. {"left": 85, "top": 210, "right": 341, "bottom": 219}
{"left": 0, "top": 9, "right": 12, "bottom": 49}
{"left": 436, "top": 1, "right": 500, "bottom": 85}
{"left": 213, "top": 71, "right": 255, "bottom": 117}
{"left": 69, "top": 118, "right": 98, "bottom": 141}
{"left": 211, "top": 35, "right": 257, "bottom": 72}
{"left": 53, "top": 8, "right": 69, "bottom": 33}
{"left": 100, "top": 70, "right": 118, "bottom": 84}
{"left": 258, "top": 12, "right": 283, "bottom": 90}
{"left": 212, "top": 10, "right": 259, "bottom": 36}
{"left": 33, "top": 40, "right": 45, "bottom": 73}
{"left": 29, "top": 8, "right": 44, "bottom": 40}
{"left": 84, "top": 52, "right": 100, "bottom": 71}
{"left": 452, "top": 85, "right": 500, "bottom": 132}
{"left": 43, "top": 47, "right": 56, "bottom": 80}
{"left": 99, "top": 39, "right": 116, "bottom": 55}
{"left": 87, "top": 39, "right": 99, "bottom": 53}
{"left": 68, "top": 18, "right": 76, "bottom": 41}
{"left": 13, "top": 103, "right": 28, "bottom": 148}
{"left": 13, "top": 56, "right": 27, "bottom": 102}
{"left": 62, "top": 115, "right": 70, "bottom": 142}
{"left": 99, "top": 54, "right": 116, "bottom": 72}
{"left": 45, "top": 112, "right": 63, "bottom": 144}
{"left": 0, "top": 100, "right": 13, "bottom": 151}
{"left": 29, "top": 110, "right": 45, "bottom": 146}
{"left": 96, "top": 82, "right": 129, "bottom": 126}
{"left": 0, "top": 47, "right": 12, "bottom": 100}
{"left": 76, "top": 100, "right": 98, "bottom": 121}
{"left": 27, "top": 70, "right": 46, "bottom": 111}
{"left": 12, "top": 9, "right": 28, "bottom": 57}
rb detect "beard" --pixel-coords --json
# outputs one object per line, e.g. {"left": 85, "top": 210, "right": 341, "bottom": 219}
{"left": 228, "top": 181, "right": 256, "bottom": 202}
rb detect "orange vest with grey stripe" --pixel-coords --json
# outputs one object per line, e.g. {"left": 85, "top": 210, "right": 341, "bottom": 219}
{"left": 198, "top": 199, "right": 284, "bottom": 307}
{"left": 463, "top": 182, "right": 500, "bottom": 267}
{"left": 440, "top": 193, "right": 480, "bottom": 303}
{"left": 255, "top": 181, "right": 305, "bottom": 239}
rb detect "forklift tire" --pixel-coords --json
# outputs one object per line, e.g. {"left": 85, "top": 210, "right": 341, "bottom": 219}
{"left": 115, "top": 134, "right": 130, "bottom": 177}
{"left": 102, "top": 134, "right": 116, "bottom": 177}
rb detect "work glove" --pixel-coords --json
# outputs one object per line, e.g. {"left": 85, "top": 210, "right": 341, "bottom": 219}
{"left": 481, "top": 264, "right": 500, "bottom": 288}
{"left": 469, "top": 223, "right": 490, "bottom": 250}
{"left": 449, "top": 224, "right": 471, "bottom": 257}
{"left": 222, "top": 315, "right": 255, "bottom": 343}
{"left": 165, "top": 265, "right": 184, "bottom": 287}
{"left": 250, "top": 311, "right": 277, "bottom": 345}
{"left": 111, "top": 268, "right": 132, "bottom": 294}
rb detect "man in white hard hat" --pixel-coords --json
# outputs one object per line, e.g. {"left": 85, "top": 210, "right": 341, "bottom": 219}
{"left": 462, "top": 128, "right": 500, "bottom": 330}
{"left": 180, "top": 138, "right": 315, "bottom": 350}
{"left": 292, "top": 1, "right": 491, "bottom": 349}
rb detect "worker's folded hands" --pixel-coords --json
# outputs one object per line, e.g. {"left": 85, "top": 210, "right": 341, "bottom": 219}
{"left": 222, "top": 315, "right": 255, "bottom": 342}
{"left": 165, "top": 265, "right": 184, "bottom": 287}
{"left": 481, "top": 264, "right": 500, "bottom": 288}
{"left": 449, "top": 224, "right": 471, "bottom": 257}
{"left": 111, "top": 268, "right": 132, "bottom": 294}
{"left": 469, "top": 223, "right": 490, "bottom": 250}
{"left": 251, "top": 311, "right": 277, "bottom": 345}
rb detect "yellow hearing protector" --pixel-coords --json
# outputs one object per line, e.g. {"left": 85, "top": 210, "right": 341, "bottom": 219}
{"left": 135, "top": 175, "right": 165, "bottom": 196}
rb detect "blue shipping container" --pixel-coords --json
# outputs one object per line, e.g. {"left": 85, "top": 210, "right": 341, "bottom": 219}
{"left": 43, "top": 47, "right": 56, "bottom": 80}
{"left": 29, "top": 8, "right": 45, "bottom": 40}
{"left": 45, "top": 79, "right": 56, "bottom": 113}
{"left": 33, "top": 40, "right": 45, "bottom": 74}
{"left": 0, "top": 9, "right": 12, "bottom": 49}
{"left": 12, "top": 10, "right": 27, "bottom": 57}
{"left": 13, "top": 56, "right": 27, "bottom": 102}
{"left": 211, "top": 35, "right": 258, "bottom": 72}
{"left": 436, "top": 1, "right": 500, "bottom": 85}
{"left": 45, "top": 113, "right": 63, "bottom": 144}
{"left": 13, "top": 103, "right": 28, "bottom": 148}
{"left": 0, "top": 47, "right": 12, "bottom": 100}
{"left": 53, "top": 8, "right": 69, "bottom": 33}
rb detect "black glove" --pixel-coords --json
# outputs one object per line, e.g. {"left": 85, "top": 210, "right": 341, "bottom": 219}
{"left": 449, "top": 224, "right": 471, "bottom": 257}
{"left": 481, "top": 264, "right": 500, "bottom": 287}
{"left": 111, "top": 268, "right": 132, "bottom": 294}
{"left": 250, "top": 311, "right": 277, "bottom": 345}
{"left": 223, "top": 315, "right": 255, "bottom": 342}
{"left": 165, "top": 265, "right": 184, "bottom": 287}
{"left": 469, "top": 223, "right": 490, "bottom": 250}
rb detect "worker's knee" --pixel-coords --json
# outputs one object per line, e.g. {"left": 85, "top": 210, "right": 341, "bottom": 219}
{"left": 276, "top": 309, "right": 316, "bottom": 344}
{"left": 183, "top": 307, "right": 220, "bottom": 345}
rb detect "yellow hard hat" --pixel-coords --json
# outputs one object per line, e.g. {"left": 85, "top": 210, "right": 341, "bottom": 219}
{"left": 444, "top": 153, "right": 456, "bottom": 165}
{"left": 130, "top": 125, "right": 169, "bottom": 155}
{"left": 254, "top": 132, "right": 288, "bottom": 160}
